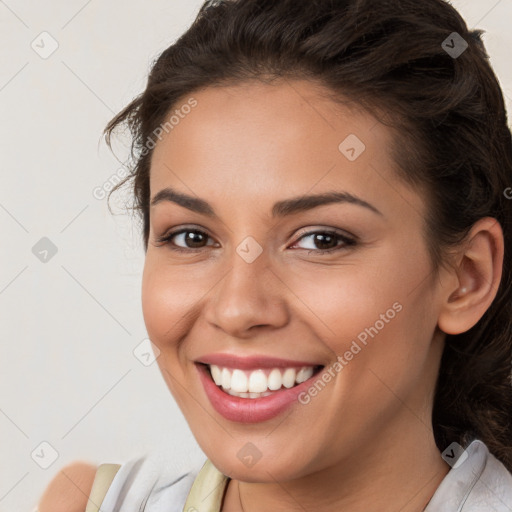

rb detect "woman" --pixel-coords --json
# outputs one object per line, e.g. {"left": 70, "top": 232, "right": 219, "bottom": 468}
{"left": 38, "top": 0, "right": 512, "bottom": 510}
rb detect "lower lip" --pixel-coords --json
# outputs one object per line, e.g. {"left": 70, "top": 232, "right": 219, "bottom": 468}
{"left": 196, "top": 363, "right": 322, "bottom": 423}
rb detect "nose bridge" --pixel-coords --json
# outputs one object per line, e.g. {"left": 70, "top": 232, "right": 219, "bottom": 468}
{"left": 205, "top": 235, "right": 288, "bottom": 335}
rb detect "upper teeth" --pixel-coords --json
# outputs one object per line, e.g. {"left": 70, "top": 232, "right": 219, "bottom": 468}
{"left": 209, "top": 365, "right": 315, "bottom": 393}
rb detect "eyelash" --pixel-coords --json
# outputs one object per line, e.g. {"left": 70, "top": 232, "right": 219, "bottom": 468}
{"left": 155, "top": 227, "right": 357, "bottom": 255}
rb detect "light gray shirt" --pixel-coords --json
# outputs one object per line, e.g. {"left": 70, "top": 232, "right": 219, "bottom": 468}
{"left": 100, "top": 439, "right": 512, "bottom": 511}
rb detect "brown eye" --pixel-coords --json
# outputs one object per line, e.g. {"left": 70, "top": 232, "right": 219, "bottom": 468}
{"left": 156, "top": 228, "right": 216, "bottom": 252}
{"left": 291, "top": 230, "right": 357, "bottom": 254}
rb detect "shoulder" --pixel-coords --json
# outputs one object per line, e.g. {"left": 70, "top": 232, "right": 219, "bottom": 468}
{"left": 37, "top": 461, "right": 98, "bottom": 512}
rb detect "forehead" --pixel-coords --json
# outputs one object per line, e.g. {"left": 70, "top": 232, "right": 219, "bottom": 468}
{"left": 149, "top": 79, "right": 424, "bottom": 220}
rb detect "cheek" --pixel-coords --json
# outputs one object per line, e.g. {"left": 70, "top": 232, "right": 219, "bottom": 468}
{"left": 283, "top": 246, "right": 434, "bottom": 373}
{"left": 141, "top": 256, "right": 200, "bottom": 345}
{"left": 141, "top": 260, "right": 200, "bottom": 409}
{"left": 283, "top": 260, "right": 406, "bottom": 341}
{"left": 141, "top": 270, "right": 173, "bottom": 345}
{"left": 141, "top": 270, "right": 175, "bottom": 366}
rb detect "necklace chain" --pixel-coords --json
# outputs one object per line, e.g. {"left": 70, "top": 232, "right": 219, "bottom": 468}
{"left": 234, "top": 474, "right": 437, "bottom": 512}
{"left": 237, "top": 480, "right": 245, "bottom": 512}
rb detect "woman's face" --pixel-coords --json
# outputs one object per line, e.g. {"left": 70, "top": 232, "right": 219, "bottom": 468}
{"left": 142, "top": 79, "right": 448, "bottom": 481}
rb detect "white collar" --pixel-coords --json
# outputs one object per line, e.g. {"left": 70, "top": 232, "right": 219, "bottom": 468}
{"left": 424, "top": 439, "right": 512, "bottom": 511}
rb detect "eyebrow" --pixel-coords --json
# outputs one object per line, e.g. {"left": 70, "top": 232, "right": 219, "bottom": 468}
{"left": 150, "top": 187, "right": 383, "bottom": 218}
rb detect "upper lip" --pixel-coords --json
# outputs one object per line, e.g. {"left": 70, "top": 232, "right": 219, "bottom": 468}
{"left": 195, "top": 353, "right": 324, "bottom": 370}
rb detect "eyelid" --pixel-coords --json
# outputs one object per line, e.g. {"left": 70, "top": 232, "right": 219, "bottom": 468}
{"left": 290, "top": 227, "right": 357, "bottom": 253}
{"left": 155, "top": 225, "right": 216, "bottom": 247}
{"left": 155, "top": 224, "right": 357, "bottom": 254}
{"left": 156, "top": 223, "right": 211, "bottom": 238}
{"left": 292, "top": 226, "right": 357, "bottom": 242}
{"left": 156, "top": 225, "right": 355, "bottom": 242}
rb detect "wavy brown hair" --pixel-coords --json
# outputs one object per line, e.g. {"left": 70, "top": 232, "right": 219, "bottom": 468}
{"left": 104, "top": 0, "right": 512, "bottom": 470}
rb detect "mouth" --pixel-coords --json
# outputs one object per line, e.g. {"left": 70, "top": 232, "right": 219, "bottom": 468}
{"left": 194, "top": 355, "right": 326, "bottom": 423}
{"left": 201, "top": 363, "right": 324, "bottom": 398}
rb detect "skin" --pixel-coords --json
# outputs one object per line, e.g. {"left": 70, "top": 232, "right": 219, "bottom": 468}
{"left": 37, "top": 462, "right": 97, "bottom": 512}
{"left": 142, "top": 79, "right": 504, "bottom": 511}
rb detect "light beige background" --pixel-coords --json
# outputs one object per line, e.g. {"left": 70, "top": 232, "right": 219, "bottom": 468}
{"left": 0, "top": 1, "right": 511, "bottom": 510}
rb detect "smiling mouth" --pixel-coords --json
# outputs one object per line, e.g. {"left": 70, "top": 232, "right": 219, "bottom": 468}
{"left": 200, "top": 363, "right": 324, "bottom": 399}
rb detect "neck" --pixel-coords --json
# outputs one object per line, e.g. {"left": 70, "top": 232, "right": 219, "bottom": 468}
{"left": 222, "top": 415, "right": 450, "bottom": 512}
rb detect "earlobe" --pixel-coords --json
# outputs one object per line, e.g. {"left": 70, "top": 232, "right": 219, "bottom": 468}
{"left": 437, "top": 217, "right": 504, "bottom": 335}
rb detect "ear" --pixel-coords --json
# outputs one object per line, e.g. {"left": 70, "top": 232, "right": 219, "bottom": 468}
{"left": 437, "top": 217, "right": 504, "bottom": 335}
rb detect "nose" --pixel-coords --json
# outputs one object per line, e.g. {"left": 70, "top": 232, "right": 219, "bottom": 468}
{"left": 203, "top": 249, "right": 290, "bottom": 339}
